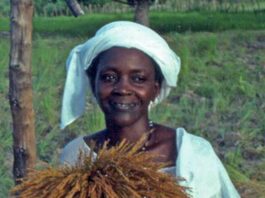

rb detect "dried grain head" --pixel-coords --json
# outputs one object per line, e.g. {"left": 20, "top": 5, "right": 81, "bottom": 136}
{"left": 11, "top": 137, "right": 190, "bottom": 198}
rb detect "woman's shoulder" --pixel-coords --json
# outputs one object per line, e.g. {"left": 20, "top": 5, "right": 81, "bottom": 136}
{"left": 176, "top": 128, "right": 240, "bottom": 197}
{"left": 155, "top": 124, "right": 176, "bottom": 141}
{"left": 83, "top": 130, "right": 106, "bottom": 149}
{"left": 156, "top": 125, "right": 211, "bottom": 148}
{"left": 176, "top": 127, "right": 213, "bottom": 153}
{"left": 62, "top": 136, "right": 86, "bottom": 153}
{"left": 60, "top": 130, "right": 106, "bottom": 165}
{"left": 60, "top": 136, "right": 88, "bottom": 165}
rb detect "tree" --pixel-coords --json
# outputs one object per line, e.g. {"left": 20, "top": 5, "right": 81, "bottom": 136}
{"left": 65, "top": 0, "right": 157, "bottom": 26}
{"left": 127, "top": 0, "right": 154, "bottom": 26}
{"left": 9, "top": 0, "right": 36, "bottom": 182}
{"left": 66, "top": 0, "right": 84, "bottom": 17}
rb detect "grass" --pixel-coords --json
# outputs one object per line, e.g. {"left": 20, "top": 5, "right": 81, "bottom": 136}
{"left": 0, "top": 37, "right": 13, "bottom": 196}
{"left": 1, "top": 11, "right": 265, "bottom": 36}
{"left": 0, "top": 27, "right": 265, "bottom": 196}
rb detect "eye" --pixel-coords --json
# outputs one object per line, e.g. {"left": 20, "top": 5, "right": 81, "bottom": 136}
{"left": 132, "top": 74, "right": 146, "bottom": 83}
{"left": 100, "top": 73, "right": 118, "bottom": 83}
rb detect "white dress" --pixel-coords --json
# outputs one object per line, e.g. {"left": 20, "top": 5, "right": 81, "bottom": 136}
{"left": 60, "top": 128, "right": 240, "bottom": 198}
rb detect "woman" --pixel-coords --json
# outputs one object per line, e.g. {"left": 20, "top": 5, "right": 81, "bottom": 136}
{"left": 60, "top": 21, "right": 240, "bottom": 198}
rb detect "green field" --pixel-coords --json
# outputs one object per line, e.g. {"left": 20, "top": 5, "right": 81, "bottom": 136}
{"left": 1, "top": 12, "right": 265, "bottom": 35}
{"left": 0, "top": 14, "right": 265, "bottom": 197}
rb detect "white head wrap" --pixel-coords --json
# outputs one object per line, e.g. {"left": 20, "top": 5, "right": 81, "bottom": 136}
{"left": 61, "top": 21, "right": 181, "bottom": 129}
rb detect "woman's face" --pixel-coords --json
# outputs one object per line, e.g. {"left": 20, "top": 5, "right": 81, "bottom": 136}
{"left": 94, "top": 47, "right": 160, "bottom": 127}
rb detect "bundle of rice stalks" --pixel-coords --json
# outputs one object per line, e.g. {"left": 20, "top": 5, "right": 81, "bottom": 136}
{"left": 11, "top": 138, "right": 190, "bottom": 198}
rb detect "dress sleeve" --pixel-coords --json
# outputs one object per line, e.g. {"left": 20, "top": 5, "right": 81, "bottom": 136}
{"left": 60, "top": 136, "right": 92, "bottom": 166}
{"left": 214, "top": 154, "right": 241, "bottom": 198}
{"left": 176, "top": 128, "right": 240, "bottom": 198}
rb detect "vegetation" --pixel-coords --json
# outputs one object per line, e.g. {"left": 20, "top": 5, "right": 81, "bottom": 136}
{"left": 1, "top": 12, "right": 265, "bottom": 36}
{"left": 1, "top": 0, "right": 265, "bottom": 17}
{"left": 11, "top": 139, "right": 188, "bottom": 198}
{"left": 0, "top": 13, "right": 265, "bottom": 198}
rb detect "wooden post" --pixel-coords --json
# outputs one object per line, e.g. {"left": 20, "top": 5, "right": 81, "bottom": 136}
{"left": 65, "top": 0, "right": 84, "bottom": 17}
{"left": 9, "top": 0, "right": 36, "bottom": 182}
{"left": 134, "top": 0, "right": 150, "bottom": 26}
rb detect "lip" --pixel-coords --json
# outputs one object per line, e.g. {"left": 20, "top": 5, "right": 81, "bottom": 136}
{"left": 109, "top": 101, "right": 140, "bottom": 111}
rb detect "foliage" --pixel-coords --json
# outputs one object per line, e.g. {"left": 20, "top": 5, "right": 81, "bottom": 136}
{"left": 34, "top": 0, "right": 70, "bottom": 17}
{"left": 1, "top": 0, "right": 265, "bottom": 17}
{"left": 11, "top": 139, "right": 188, "bottom": 198}
{"left": 0, "top": 37, "right": 14, "bottom": 196}
{"left": 126, "top": 0, "right": 156, "bottom": 6}
{"left": 78, "top": 0, "right": 112, "bottom": 6}
{"left": 0, "top": 0, "right": 9, "bottom": 17}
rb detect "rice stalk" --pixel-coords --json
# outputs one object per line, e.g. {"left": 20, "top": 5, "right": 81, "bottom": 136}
{"left": 11, "top": 137, "right": 190, "bottom": 198}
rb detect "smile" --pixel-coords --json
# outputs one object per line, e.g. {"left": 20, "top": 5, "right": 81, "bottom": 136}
{"left": 110, "top": 101, "right": 139, "bottom": 111}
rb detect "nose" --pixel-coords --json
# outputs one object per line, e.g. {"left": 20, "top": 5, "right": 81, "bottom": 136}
{"left": 112, "top": 77, "right": 133, "bottom": 96}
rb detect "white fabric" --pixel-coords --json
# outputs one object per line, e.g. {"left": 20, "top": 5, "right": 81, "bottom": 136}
{"left": 60, "top": 128, "right": 240, "bottom": 198}
{"left": 61, "top": 21, "right": 181, "bottom": 129}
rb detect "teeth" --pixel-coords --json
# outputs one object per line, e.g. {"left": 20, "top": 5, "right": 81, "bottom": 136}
{"left": 112, "top": 102, "right": 136, "bottom": 110}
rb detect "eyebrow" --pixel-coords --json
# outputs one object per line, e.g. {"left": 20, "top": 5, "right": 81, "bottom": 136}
{"left": 99, "top": 66, "right": 148, "bottom": 74}
{"left": 98, "top": 66, "right": 118, "bottom": 73}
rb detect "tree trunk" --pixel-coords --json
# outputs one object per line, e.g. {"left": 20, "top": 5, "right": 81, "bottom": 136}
{"left": 9, "top": 0, "right": 36, "bottom": 183}
{"left": 134, "top": 0, "right": 150, "bottom": 26}
{"left": 65, "top": 0, "right": 84, "bottom": 17}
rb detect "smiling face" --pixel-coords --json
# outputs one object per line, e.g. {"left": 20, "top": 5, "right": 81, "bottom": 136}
{"left": 92, "top": 47, "right": 160, "bottom": 127}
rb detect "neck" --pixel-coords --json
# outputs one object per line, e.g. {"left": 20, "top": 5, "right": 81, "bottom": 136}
{"left": 105, "top": 119, "right": 151, "bottom": 144}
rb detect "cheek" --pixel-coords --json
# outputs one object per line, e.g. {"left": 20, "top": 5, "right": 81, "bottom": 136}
{"left": 138, "top": 87, "right": 158, "bottom": 104}
{"left": 94, "top": 83, "right": 105, "bottom": 102}
{"left": 94, "top": 73, "right": 104, "bottom": 100}
{"left": 94, "top": 83, "right": 113, "bottom": 105}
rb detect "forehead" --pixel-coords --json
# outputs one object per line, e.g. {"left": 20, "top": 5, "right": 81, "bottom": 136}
{"left": 96, "top": 47, "right": 156, "bottom": 73}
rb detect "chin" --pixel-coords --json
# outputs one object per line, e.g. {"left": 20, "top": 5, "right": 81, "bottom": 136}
{"left": 105, "top": 113, "right": 140, "bottom": 128}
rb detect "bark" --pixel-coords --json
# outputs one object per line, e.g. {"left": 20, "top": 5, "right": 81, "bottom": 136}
{"left": 134, "top": 0, "right": 150, "bottom": 26}
{"left": 9, "top": 0, "right": 36, "bottom": 182}
{"left": 65, "top": 0, "right": 84, "bottom": 17}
